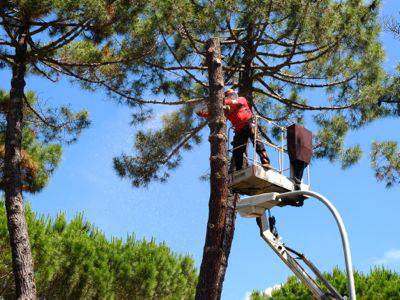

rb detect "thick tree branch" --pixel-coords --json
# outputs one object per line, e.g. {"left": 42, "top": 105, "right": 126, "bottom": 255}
{"left": 43, "top": 58, "right": 207, "bottom": 105}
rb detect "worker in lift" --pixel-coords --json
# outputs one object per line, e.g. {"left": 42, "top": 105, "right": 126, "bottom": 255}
{"left": 197, "top": 89, "right": 272, "bottom": 171}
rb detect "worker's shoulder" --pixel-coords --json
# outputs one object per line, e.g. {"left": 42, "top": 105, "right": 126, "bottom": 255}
{"left": 237, "top": 96, "right": 248, "bottom": 105}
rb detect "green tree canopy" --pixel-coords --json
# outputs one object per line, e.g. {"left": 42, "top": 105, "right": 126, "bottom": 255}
{"left": 94, "top": 0, "right": 391, "bottom": 187}
{"left": 0, "top": 201, "right": 197, "bottom": 299}
{"left": 250, "top": 267, "right": 400, "bottom": 299}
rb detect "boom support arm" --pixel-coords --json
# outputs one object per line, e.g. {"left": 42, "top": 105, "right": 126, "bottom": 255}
{"left": 236, "top": 190, "right": 356, "bottom": 299}
{"left": 257, "top": 213, "right": 344, "bottom": 300}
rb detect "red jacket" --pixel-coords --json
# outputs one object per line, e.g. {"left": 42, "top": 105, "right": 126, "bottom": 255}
{"left": 198, "top": 96, "right": 253, "bottom": 132}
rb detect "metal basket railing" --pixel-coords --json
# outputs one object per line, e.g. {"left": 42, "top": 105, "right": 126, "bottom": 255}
{"left": 227, "top": 114, "right": 310, "bottom": 186}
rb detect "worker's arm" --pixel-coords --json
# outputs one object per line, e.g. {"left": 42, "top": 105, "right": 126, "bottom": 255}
{"left": 224, "top": 97, "right": 245, "bottom": 113}
{"left": 224, "top": 98, "right": 240, "bottom": 106}
{"left": 197, "top": 96, "right": 244, "bottom": 117}
{"left": 196, "top": 103, "right": 231, "bottom": 117}
{"left": 197, "top": 109, "right": 229, "bottom": 117}
{"left": 196, "top": 110, "right": 209, "bottom": 118}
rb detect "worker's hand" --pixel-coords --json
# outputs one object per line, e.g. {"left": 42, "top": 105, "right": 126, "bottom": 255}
{"left": 223, "top": 105, "right": 230, "bottom": 113}
{"left": 196, "top": 110, "right": 209, "bottom": 118}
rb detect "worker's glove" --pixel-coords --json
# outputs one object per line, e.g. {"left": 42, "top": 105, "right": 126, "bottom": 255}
{"left": 196, "top": 110, "right": 208, "bottom": 118}
{"left": 223, "top": 105, "right": 230, "bottom": 112}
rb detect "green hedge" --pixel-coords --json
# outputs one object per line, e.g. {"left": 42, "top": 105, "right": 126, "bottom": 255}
{"left": 0, "top": 201, "right": 197, "bottom": 299}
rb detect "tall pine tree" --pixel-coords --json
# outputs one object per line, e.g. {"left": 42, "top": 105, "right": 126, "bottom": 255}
{"left": 0, "top": 87, "right": 88, "bottom": 298}
{"left": 66, "top": 0, "right": 387, "bottom": 298}
{"left": 0, "top": 1, "right": 151, "bottom": 297}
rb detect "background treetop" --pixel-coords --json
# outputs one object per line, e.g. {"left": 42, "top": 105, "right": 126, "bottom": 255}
{"left": 250, "top": 267, "right": 400, "bottom": 299}
{"left": 0, "top": 0, "right": 153, "bottom": 81}
{"left": 0, "top": 200, "right": 198, "bottom": 299}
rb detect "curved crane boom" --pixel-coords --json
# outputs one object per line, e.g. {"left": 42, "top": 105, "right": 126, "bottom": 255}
{"left": 237, "top": 190, "right": 356, "bottom": 300}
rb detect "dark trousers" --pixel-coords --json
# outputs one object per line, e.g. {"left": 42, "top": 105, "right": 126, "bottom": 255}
{"left": 232, "top": 123, "right": 266, "bottom": 170}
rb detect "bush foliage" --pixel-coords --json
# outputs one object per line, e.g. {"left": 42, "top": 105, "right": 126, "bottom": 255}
{"left": 0, "top": 201, "right": 197, "bottom": 299}
{"left": 250, "top": 267, "right": 400, "bottom": 300}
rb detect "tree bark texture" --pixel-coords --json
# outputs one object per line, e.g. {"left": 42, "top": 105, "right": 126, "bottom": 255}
{"left": 195, "top": 37, "right": 231, "bottom": 300}
{"left": 5, "top": 29, "right": 37, "bottom": 299}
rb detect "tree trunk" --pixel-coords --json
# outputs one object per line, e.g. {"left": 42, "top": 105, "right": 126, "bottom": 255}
{"left": 4, "top": 30, "right": 37, "bottom": 299}
{"left": 195, "top": 37, "right": 230, "bottom": 300}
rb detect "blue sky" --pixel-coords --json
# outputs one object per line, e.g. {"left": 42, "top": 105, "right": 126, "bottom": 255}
{"left": 1, "top": 1, "right": 400, "bottom": 299}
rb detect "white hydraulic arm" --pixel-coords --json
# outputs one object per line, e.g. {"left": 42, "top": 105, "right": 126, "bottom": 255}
{"left": 237, "top": 190, "right": 356, "bottom": 300}
{"left": 257, "top": 212, "right": 344, "bottom": 300}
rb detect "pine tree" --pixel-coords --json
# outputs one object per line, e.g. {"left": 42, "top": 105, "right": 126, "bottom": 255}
{"left": 192, "top": 38, "right": 230, "bottom": 300}
{"left": 0, "top": 87, "right": 88, "bottom": 298}
{"left": 0, "top": 201, "right": 198, "bottom": 299}
{"left": 365, "top": 13, "right": 400, "bottom": 187}
{"left": 0, "top": 1, "right": 151, "bottom": 297}
{"left": 72, "top": 0, "right": 387, "bottom": 298}
{"left": 250, "top": 267, "right": 400, "bottom": 299}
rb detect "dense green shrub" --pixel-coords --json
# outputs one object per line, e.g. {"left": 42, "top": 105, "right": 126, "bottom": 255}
{"left": 250, "top": 267, "right": 400, "bottom": 300}
{"left": 0, "top": 201, "right": 197, "bottom": 299}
